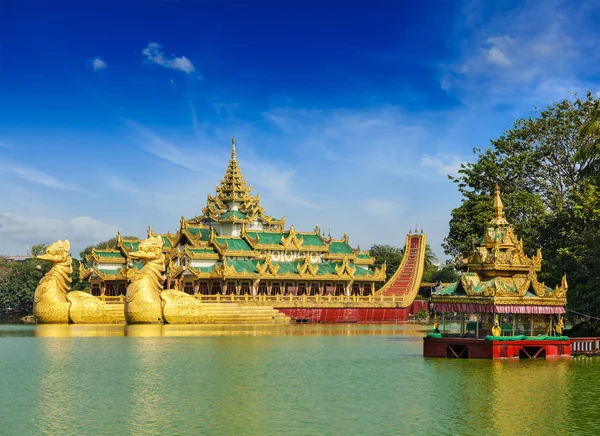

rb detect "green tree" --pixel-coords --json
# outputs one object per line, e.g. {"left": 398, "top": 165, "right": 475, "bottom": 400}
{"left": 371, "top": 243, "right": 438, "bottom": 282}
{"left": 80, "top": 236, "right": 138, "bottom": 263}
{"left": 0, "top": 257, "right": 50, "bottom": 316}
{"left": 370, "top": 244, "right": 403, "bottom": 282}
{"left": 446, "top": 91, "right": 600, "bottom": 316}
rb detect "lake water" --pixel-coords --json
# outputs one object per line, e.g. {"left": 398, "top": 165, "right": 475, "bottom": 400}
{"left": 1, "top": 323, "right": 600, "bottom": 435}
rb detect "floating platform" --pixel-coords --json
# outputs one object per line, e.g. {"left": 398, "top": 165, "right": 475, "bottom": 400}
{"left": 423, "top": 335, "right": 571, "bottom": 359}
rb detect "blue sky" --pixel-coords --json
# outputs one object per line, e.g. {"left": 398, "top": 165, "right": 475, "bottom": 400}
{"left": 1, "top": 0, "right": 599, "bottom": 259}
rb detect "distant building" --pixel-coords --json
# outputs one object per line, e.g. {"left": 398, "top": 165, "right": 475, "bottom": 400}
{"left": 5, "top": 255, "right": 33, "bottom": 262}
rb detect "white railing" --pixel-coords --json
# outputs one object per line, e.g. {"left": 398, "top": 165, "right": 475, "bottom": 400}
{"left": 571, "top": 337, "right": 600, "bottom": 355}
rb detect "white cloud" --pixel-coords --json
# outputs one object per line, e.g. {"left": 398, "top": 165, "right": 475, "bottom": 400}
{"left": 421, "top": 154, "right": 466, "bottom": 177}
{"left": 142, "top": 42, "right": 195, "bottom": 74}
{"left": 0, "top": 162, "right": 84, "bottom": 192}
{"left": 0, "top": 213, "right": 118, "bottom": 255}
{"left": 92, "top": 57, "right": 106, "bottom": 71}
{"left": 440, "top": 2, "right": 600, "bottom": 108}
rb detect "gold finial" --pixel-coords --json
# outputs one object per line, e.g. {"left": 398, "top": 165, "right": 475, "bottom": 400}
{"left": 489, "top": 183, "right": 509, "bottom": 226}
{"left": 231, "top": 137, "right": 237, "bottom": 160}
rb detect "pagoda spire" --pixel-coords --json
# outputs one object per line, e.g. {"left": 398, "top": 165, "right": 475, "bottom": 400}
{"left": 231, "top": 136, "right": 236, "bottom": 160}
{"left": 489, "top": 183, "right": 509, "bottom": 226}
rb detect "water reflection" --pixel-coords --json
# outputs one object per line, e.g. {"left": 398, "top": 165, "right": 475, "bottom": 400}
{"left": 26, "top": 323, "right": 430, "bottom": 338}
{"left": 33, "top": 337, "right": 79, "bottom": 434}
{"left": 3, "top": 323, "right": 600, "bottom": 434}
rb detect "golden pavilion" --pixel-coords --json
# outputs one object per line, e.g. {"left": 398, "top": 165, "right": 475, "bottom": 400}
{"left": 424, "top": 184, "right": 569, "bottom": 358}
{"left": 81, "top": 139, "right": 386, "bottom": 297}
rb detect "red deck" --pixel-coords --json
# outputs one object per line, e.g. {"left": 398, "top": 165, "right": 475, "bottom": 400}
{"left": 423, "top": 336, "right": 571, "bottom": 359}
{"left": 279, "top": 300, "right": 428, "bottom": 323}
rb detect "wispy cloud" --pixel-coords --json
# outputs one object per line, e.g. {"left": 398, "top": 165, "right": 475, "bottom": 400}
{"left": 142, "top": 42, "right": 195, "bottom": 74}
{"left": 91, "top": 57, "right": 107, "bottom": 71}
{"left": 441, "top": 1, "right": 600, "bottom": 108}
{"left": 106, "top": 175, "right": 142, "bottom": 195}
{"left": 0, "top": 213, "right": 118, "bottom": 254}
{"left": 0, "top": 162, "right": 84, "bottom": 192}
{"left": 421, "top": 154, "right": 466, "bottom": 178}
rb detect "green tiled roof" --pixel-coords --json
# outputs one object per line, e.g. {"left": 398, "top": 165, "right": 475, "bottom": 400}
{"left": 95, "top": 250, "right": 125, "bottom": 259}
{"left": 122, "top": 241, "right": 140, "bottom": 251}
{"left": 357, "top": 253, "right": 371, "bottom": 260}
{"left": 217, "top": 238, "right": 252, "bottom": 251}
{"left": 132, "top": 261, "right": 144, "bottom": 271}
{"left": 187, "top": 248, "right": 218, "bottom": 255}
{"left": 161, "top": 236, "right": 172, "bottom": 248}
{"left": 97, "top": 268, "right": 119, "bottom": 276}
{"left": 186, "top": 227, "right": 211, "bottom": 240}
{"left": 329, "top": 241, "right": 353, "bottom": 254}
{"left": 247, "top": 231, "right": 284, "bottom": 245}
{"left": 229, "top": 260, "right": 258, "bottom": 273}
{"left": 220, "top": 210, "right": 248, "bottom": 220}
{"left": 299, "top": 234, "right": 326, "bottom": 247}
{"left": 354, "top": 267, "right": 373, "bottom": 277}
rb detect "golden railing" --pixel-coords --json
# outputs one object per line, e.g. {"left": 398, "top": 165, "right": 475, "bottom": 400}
{"left": 97, "top": 293, "right": 425, "bottom": 307}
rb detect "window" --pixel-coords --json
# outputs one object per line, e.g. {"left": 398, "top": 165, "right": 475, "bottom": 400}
{"left": 362, "top": 283, "right": 372, "bottom": 296}
{"left": 225, "top": 281, "right": 237, "bottom": 295}
{"left": 258, "top": 282, "right": 267, "bottom": 295}
{"left": 199, "top": 282, "right": 209, "bottom": 295}
{"left": 351, "top": 283, "right": 360, "bottom": 295}
{"left": 335, "top": 283, "right": 345, "bottom": 296}
{"left": 91, "top": 283, "right": 101, "bottom": 296}
{"left": 184, "top": 281, "right": 194, "bottom": 295}
{"left": 272, "top": 283, "right": 281, "bottom": 295}
{"left": 298, "top": 283, "right": 307, "bottom": 296}
{"left": 240, "top": 282, "right": 251, "bottom": 295}
{"left": 310, "top": 282, "right": 320, "bottom": 296}
{"left": 118, "top": 283, "right": 127, "bottom": 295}
{"left": 211, "top": 282, "right": 222, "bottom": 295}
{"left": 105, "top": 283, "right": 116, "bottom": 296}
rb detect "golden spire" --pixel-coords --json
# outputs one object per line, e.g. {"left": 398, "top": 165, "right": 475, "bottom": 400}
{"left": 489, "top": 183, "right": 509, "bottom": 226}
{"left": 231, "top": 137, "right": 236, "bottom": 160}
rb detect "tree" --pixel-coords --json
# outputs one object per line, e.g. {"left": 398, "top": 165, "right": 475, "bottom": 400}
{"left": 0, "top": 257, "right": 50, "bottom": 316}
{"left": 80, "top": 236, "right": 138, "bottom": 263}
{"left": 445, "top": 91, "right": 600, "bottom": 316}
{"left": 371, "top": 243, "right": 438, "bottom": 283}
{"left": 370, "top": 244, "right": 404, "bottom": 282}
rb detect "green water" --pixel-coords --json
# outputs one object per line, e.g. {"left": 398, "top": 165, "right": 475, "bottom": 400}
{"left": 1, "top": 324, "right": 600, "bottom": 435}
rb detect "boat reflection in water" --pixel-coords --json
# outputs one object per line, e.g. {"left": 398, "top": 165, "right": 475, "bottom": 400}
{"left": 33, "top": 323, "right": 430, "bottom": 338}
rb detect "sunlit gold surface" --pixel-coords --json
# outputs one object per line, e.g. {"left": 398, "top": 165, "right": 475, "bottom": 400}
{"left": 125, "top": 235, "right": 165, "bottom": 323}
{"left": 124, "top": 236, "right": 290, "bottom": 324}
{"left": 434, "top": 185, "right": 568, "bottom": 307}
{"left": 33, "top": 240, "right": 115, "bottom": 324}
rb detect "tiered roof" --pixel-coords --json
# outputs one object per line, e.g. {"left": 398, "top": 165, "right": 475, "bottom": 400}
{"left": 432, "top": 184, "right": 567, "bottom": 312}
{"left": 82, "top": 138, "right": 382, "bottom": 283}
{"left": 187, "top": 138, "right": 285, "bottom": 228}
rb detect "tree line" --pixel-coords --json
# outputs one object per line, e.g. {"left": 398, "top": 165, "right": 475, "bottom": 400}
{"left": 445, "top": 91, "right": 600, "bottom": 319}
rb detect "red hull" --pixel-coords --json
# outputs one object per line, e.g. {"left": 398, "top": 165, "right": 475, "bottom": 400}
{"left": 278, "top": 301, "right": 428, "bottom": 323}
{"left": 423, "top": 337, "right": 571, "bottom": 359}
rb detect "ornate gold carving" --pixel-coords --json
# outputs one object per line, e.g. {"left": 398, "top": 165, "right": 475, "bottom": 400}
{"left": 335, "top": 256, "right": 356, "bottom": 278}
{"left": 33, "top": 240, "right": 114, "bottom": 324}
{"left": 125, "top": 235, "right": 165, "bottom": 324}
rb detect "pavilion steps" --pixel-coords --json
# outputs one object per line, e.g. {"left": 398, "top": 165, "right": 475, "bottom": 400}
{"left": 104, "top": 303, "right": 126, "bottom": 323}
